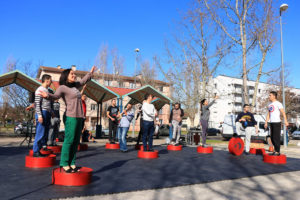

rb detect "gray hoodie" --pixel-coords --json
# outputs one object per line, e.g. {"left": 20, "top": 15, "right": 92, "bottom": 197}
{"left": 200, "top": 100, "right": 215, "bottom": 121}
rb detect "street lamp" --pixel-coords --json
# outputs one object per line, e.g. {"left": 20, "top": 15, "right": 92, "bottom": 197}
{"left": 280, "top": 3, "right": 288, "bottom": 148}
{"left": 134, "top": 48, "right": 140, "bottom": 89}
{"left": 132, "top": 48, "right": 140, "bottom": 138}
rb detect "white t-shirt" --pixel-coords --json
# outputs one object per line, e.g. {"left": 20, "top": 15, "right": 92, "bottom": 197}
{"left": 268, "top": 101, "right": 283, "bottom": 123}
{"left": 142, "top": 102, "right": 156, "bottom": 122}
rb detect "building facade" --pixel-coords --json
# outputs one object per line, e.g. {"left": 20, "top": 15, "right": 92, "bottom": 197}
{"left": 37, "top": 66, "right": 171, "bottom": 131}
{"left": 188, "top": 75, "right": 300, "bottom": 129}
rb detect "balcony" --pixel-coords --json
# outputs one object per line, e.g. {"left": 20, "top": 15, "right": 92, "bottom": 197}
{"left": 234, "top": 97, "right": 243, "bottom": 102}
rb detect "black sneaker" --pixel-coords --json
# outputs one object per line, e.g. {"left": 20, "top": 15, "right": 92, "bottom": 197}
{"left": 43, "top": 147, "right": 51, "bottom": 151}
{"left": 148, "top": 148, "right": 154, "bottom": 152}
{"left": 244, "top": 152, "right": 249, "bottom": 155}
{"left": 33, "top": 152, "right": 46, "bottom": 157}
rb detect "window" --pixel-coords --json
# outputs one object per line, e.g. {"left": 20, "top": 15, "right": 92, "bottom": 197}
{"left": 214, "top": 83, "right": 217, "bottom": 88}
{"left": 91, "top": 104, "right": 97, "bottom": 111}
{"left": 118, "top": 81, "right": 124, "bottom": 88}
{"left": 159, "top": 109, "right": 163, "bottom": 115}
{"left": 104, "top": 80, "right": 111, "bottom": 86}
{"left": 258, "top": 89, "right": 261, "bottom": 93}
{"left": 159, "top": 86, "right": 163, "bottom": 92}
{"left": 129, "top": 82, "right": 135, "bottom": 89}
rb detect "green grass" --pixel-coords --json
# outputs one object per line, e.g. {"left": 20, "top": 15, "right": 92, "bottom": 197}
{"left": 206, "top": 139, "right": 228, "bottom": 144}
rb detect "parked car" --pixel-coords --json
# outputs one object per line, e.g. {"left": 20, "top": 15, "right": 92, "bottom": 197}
{"left": 292, "top": 129, "right": 300, "bottom": 140}
{"left": 220, "top": 114, "right": 286, "bottom": 143}
{"left": 158, "top": 124, "right": 170, "bottom": 136}
{"left": 207, "top": 128, "right": 221, "bottom": 136}
{"left": 14, "top": 122, "right": 36, "bottom": 135}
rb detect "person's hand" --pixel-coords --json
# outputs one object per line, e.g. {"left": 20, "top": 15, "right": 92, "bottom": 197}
{"left": 214, "top": 95, "right": 219, "bottom": 100}
{"left": 90, "top": 66, "right": 96, "bottom": 74}
{"left": 285, "top": 121, "right": 289, "bottom": 127}
{"left": 264, "top": 123, "right": 268, "bottom": 129}
{"left": 26, "top": 106, "right": 31, "bottom": 111}
{"left": 255, "top": 129, "right": 259, "bottom": 134}
{"left": 38, "top": 117, "right": 43, "bottom": 124}
{"left": 239, "top": 119, "right": 245, "bottom": 122}
{"left": 38, "top": 91, "right": 48, "bottom": 98}
{"left": 111, "top": 118, "right": 115, "bottom": 121}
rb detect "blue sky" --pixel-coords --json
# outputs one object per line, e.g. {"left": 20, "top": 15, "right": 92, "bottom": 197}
{"left": 0, "top": 0, "right": 299, "bottom": 87}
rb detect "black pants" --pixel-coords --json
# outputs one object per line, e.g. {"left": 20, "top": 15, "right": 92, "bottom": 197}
{"left": 109, "top": 120, "right": 118, "bottom": 142}
{"left": 270, "top": 122, "right": 281, "bottom": 153}
{"left": 136, "top": 119, "right": 143, "bottom": 145}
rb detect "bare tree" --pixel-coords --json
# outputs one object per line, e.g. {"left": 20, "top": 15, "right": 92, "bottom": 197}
{"left": 95, "top": 44, "right": 109, "bottom": 82}
{"left": 155, "top": 6, "right": 229, "bottom": 126}
{"left": 202, "top": 0, "right": 259, "bottom": 104}
{"left": 111, "top": 48, "right": 125, "bottom": 87}
{"left": 1, "top": 57, "right": 39, "bottom": 124}
{"left": 138, "top": 59, "right": 157, "bottom": 87}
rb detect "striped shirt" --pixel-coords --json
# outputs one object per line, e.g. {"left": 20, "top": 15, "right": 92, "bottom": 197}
{"left": 35, "top": 86, "right": 52, "bottom": 118}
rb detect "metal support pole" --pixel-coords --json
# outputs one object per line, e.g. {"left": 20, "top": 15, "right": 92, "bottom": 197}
{"left": 280, "top": 11, "right": 287, "bottom": 148}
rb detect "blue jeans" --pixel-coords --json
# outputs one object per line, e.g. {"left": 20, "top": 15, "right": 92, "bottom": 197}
{"left": 118, "top": 127, "right": 129, "bottom": 151}
{"left": 142, "top": 120, "right": 154, "bottom": 151}
{"left": 169, "top": 124, "right": 173, "bottom": 140}
{"left": 33, "top": 111, "right": 51, "bottom": 153}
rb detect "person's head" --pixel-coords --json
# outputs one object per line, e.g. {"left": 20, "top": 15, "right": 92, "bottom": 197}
{"left": 144, "top": 93, "right": 153, "bottom": 102}
{"left": 200, "top": 99, "right": 208, "bottom": 107}
{"left": 81, "top": 94, "right": 86, "bottom": 101}
{"left": 59, "top": 69, "right": 76, "bottom": 87}
{"left": 243, "top": 104, "right": 250, "bottom": 112}
{"left": 111, "top": 99, "right": 117, "bottom": 106}
{"left": 41, "top": 74, "right": 52, "bottom": 87}
{"left": 126, "top": 103, "right": 132, "bottom": 110}
{"left": 174, "top": 103, "right": 180, "bottom": 109}
{"left": 269, "top": 91, "right": 277, "bottom": 101}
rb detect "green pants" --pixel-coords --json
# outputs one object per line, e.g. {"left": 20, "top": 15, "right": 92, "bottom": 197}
{"left": 60, "top": 116, "right": 83, "bottom": 167}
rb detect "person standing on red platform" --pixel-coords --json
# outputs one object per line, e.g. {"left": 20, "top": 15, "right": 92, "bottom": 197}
{"left": 264, "top": 91, "right": 288, "bottom": 156}
{"left": 107, "top": 99, "right": 120, "bottom": 144}
{"left": 39, "top": 66, "right": 95, "bottom": 173}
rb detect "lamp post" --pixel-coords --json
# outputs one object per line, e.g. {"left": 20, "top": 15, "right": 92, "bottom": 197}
{"left": 134, "top": 48, "right": 140, "bottom": 88}
{"left": 132, "top": 48, "right": 140, "bottom": 138}
{"left": 280, "top": 3, "right": 288, "bottom": 148}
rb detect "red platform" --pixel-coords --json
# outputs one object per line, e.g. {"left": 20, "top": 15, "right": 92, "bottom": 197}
{"left": 52, "top": 167, "right": 93, "bottom": 186}
{"left": 78, "top": 143, "right": 88, "bottom": 151}
{"left": 25, "top": 154, "right": 56, "bottom": 168}
{"left": 228, "top": 137, "right": 244, "bottom": 156}
{"left": 249, "top": 148, "right": 266, "bottom": 155}
{"left": 47, "top": 145, "right": 62, "bottom": 154}
{"left": 138, "top": 150, "right": 159, "bottom": 159}
{"left": 29, "top": 149, "right": 53, "bottom": 156}
{"left": 167, "top": 145, "right": 183, "bottom": 151}
{"left": 105, "top": 143, "right": 120, "bottom": 149}
{"left": 197, "top": 146, "right": 213, "bottom": 154}
{"left": 263, "top": 154, "right": 287, "bottom": 164}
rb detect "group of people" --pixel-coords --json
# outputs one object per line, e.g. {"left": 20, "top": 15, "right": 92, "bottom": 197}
{"left": 200, "top": 91, "right": 288, "bottom": 156}
{"left": 33, "top": 66, "right": 96, "bottom": 173}
{"left": 32, "top": 64, "right": 288, "bottom": 174}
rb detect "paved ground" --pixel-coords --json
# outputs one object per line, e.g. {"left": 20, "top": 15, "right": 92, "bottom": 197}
{"left": 1, "top": 136, "right": 300, "bottom": 200}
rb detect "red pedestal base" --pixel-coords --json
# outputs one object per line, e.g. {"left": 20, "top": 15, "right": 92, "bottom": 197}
{"left": 78, "top": 143, "right": 88, "bottom": 151}
{"left": 25, "top": 154, "right": 56, "bottom": 168}
{"left": 228, "top": 137, "right": 244, "bottom": 156}
{"left": 105, "top": 143, "right": 120, "bottom": 149}
{"left": 197, "top": 146, "right": 213, "bottom": 154}
{"left": 249, "top": 148, "right": 266, "bottom": 155}
{"left": 138, "top": 150, "right": 159, "bottom": 159}
{"left": 47, "top": 145, "right": 62, "bottom": 154}
{"left": 29, "top": 149, "right": 53, "bottom": 156}
{"left": 167, "top": 145, "right": 183, "bottom": 151}
{"left": 263, "top": 154, "right": 287, "bottom": 164}
{"left": 52, "top": 167, "right": 93, "bottom": 186}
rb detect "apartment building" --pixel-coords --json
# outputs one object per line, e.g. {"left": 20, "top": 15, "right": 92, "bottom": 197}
{"left": 189, "top": 75, "right": 300, "bottom": 129}
{"left": 37, "top": 65, "right": 171, "bottom": 131}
